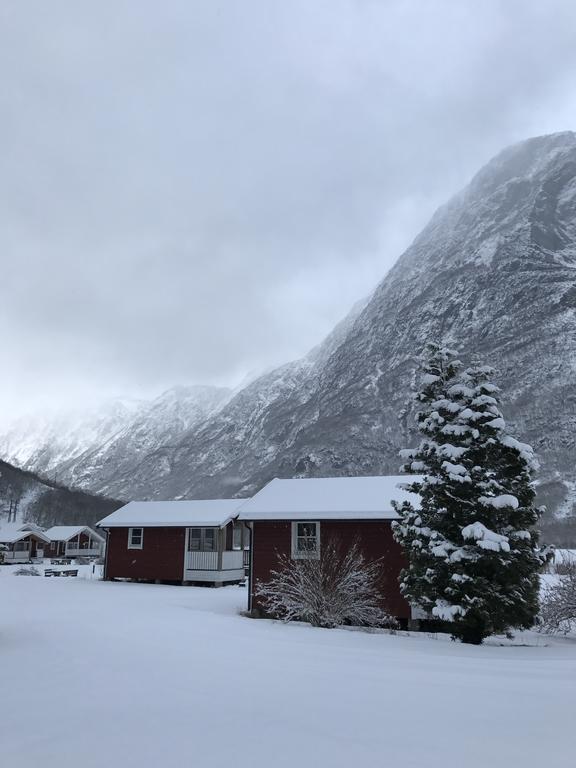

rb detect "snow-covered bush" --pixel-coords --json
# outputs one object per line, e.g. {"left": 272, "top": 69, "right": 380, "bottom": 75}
{"left": 539, "top": 563, "right": 576, "bottom": 634}
{"left": 393, "top": 343, "right": 546, "bottom": 644}
{"left": 255, "top": 539, "right": 395, "bottom": 629}
{"left": 13, "top": 566, "right": 41, "bottom": 576}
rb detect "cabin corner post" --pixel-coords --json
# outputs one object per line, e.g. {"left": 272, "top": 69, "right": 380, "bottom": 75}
{"left": 182, "top": 526, "right": 190, "bottom": 584}
{"left": 247, "top": 522, "right": 254, "bottom": 613}
{"left": 103, "top": 528, "right": 110, "bottom": 580}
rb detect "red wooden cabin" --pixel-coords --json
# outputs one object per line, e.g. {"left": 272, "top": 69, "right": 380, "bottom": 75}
{"left": 237, "top": 476, "right": 422, "bottom": 624}
{"left": 0, "top": 525, "right": 51, "bottom": 564}
{"left": 44, "top": 526, "right": 105, "bottom": 559}
{"left": 97, "top": 500, "right": 248, "bottom": 585}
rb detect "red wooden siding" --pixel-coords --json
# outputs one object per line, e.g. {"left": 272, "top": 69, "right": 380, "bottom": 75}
{"left": 105, "top": 527, "right": 186, "bottom": 582}
{"left": 251, "top": 520, "right": 410, "bottom": 620}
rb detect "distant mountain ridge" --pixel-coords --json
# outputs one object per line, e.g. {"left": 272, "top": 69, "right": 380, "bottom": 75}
{"left": 3, "top": 132, "right": 576, "bottom": 521}
{"left": 0, "top": 385, "right": 231, "bottom": 488}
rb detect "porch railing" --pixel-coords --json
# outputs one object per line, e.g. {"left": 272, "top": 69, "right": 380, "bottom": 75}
{"left": 65, "top": 546, "right": 101, "bottom": 557}
{"left": 186, "top": 551, "right": 219, "bottom": 571}
{"left": 185, "top": 550, "right": 244, "bottom": 571}
{"left": 222, "top": 551, "right": 244, "bottom": 570}
{"left": 2, "top": 550, "right": 37, "bottom": 561}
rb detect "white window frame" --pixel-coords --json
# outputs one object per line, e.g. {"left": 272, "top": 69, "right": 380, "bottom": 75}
{"left": 291, "top": 521, "right": 320, "bottom": 560}
{"left": 128, "top": 527, "right": 144, "bottom": 550}
{"left": 187, "top": 527, "right": 217, "bottom": 552}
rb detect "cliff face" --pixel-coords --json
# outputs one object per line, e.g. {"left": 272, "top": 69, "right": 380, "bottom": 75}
{"left": 4, "top": 133, "right": 576, "bottom": 513}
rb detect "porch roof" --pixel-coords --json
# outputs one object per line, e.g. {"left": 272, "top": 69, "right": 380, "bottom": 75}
{"left": 0, "top": 525, "right": 51, "bottom": 544}
{"left": 44, "top": 526, "right": 105, "bottom": 543}
{"left": 237, "top": 475, "right": 422, "bottom": 520}
{"left": 97, "top": 499, "right": 244, "bottom": 529}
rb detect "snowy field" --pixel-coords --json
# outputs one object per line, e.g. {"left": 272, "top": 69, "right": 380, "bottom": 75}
{"left": 1, "top": 574, "right": 575, "bottom": 768}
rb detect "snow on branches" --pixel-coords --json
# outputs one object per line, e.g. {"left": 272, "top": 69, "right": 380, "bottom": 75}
{"left": 255, "top": 538, "right": 395, "bottom": 629}
{"left": 392, "top": 342, "right": 544, "bottom": 644}
{"left": 539, "top": 562, "right": 576, "bottom": 634}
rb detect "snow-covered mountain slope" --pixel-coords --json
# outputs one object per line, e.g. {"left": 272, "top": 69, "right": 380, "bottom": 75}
{"left": 0, "top": 385, "right": 231, "bottom": 494}
{"left": 54, "top": 384, "right": 232, "bottom": 491}
{"left": 0, "top": 459, "right": 120, "bottom": 529}
{"left": 115, "top": 131, "right": 576, "bottom": 506}
{"left": 4, "top": 132, "right": 576, "bottom": 516}
{"left": 0, "top": 399, "right": 142, "bottom": 479}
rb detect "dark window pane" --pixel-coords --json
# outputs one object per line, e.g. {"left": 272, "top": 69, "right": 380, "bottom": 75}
{"left": 204, "top": 529, "right": 216, "bottom": 551}
{"left": 297, "top": 523, "right": 316, "bottom": 537}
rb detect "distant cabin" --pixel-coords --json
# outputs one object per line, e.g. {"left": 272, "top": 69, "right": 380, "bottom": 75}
{"left": 237, "top": 476, "right": 423, "bottom": 624}
{"left": 44, "top": 526, "right": 105, "bottom": 559}
{"left": 97, "top": 500, "right": 249, "bottom": 586}
{"left": 0, "top": 524, "right": 51, "bottom": 564}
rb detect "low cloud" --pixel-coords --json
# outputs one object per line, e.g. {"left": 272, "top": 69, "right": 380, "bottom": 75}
{"left": 2, "top": 0, "right": 576, "bottom": 419}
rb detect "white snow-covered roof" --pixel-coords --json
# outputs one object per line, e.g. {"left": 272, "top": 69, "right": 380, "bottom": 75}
{"left": 97, "top": 500, "right": 244, "bottom": 529}
{"left": 237, "top": 476, "right": 422, "bottom": 520}
{"left": 0, "top": 524, "right": 51, "bottom": 544}
{"left": 18, "top": 522, "right": 45, "bottom": 532}
{"left": 44, "top": 526, "right": 105, "bottom": 543}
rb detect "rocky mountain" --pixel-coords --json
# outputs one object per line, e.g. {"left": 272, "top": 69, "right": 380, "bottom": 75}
{"left": 3, "top": 132, "right": 576, "bottom": 521}
{"left": 0, "top": 399, "right": 141, "bottom": 479}
{"left": 1, "top": 385, "right": 231, "bottom": 492}
{"left": 52, "top": 384, "right": 231, "bottom": 491}
{"left": 0, "top": 458, "right": 121, "bottom": 529}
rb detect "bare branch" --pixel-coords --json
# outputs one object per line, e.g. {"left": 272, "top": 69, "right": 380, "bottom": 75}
{"left": 255, "top": 537, "right": 396, "bottom": 629}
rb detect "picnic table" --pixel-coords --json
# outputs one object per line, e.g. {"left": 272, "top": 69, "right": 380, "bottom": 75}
{"left": 44, "top": 568, "right": 79, "bottom": 578}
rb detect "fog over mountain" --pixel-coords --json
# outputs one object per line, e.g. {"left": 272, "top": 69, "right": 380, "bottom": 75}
{"left": 4, "top": 133, "right": 576, "bottom": 526}
{"left": 3, "top": 1, "right": 576, "bottom": 421}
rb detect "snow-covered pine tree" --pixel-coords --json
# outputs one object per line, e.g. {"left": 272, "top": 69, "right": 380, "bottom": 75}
{"left": 392, "top": 342, "right": 544, "bottom": 644}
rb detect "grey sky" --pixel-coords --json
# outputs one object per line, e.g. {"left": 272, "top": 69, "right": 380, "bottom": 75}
{"left": 2, "top": 0, "right": 576, "bottom": 421}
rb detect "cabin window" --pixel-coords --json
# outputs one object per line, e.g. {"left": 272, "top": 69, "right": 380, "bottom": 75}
{"left": 14, "top": 540, "right": 30, "bottom": 552}
{"left": 128, "top": 528, "right": 144, "bottom": 549}
{"left": 291, "top": 521, "right": 320, "bottom": 559}
{"left": 188, "top": 528, "right": 217, "bottom": 552}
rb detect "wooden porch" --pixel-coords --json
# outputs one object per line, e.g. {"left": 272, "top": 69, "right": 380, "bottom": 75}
{"left": 1, "top": 541, "right": 45, "bottom": 563}
{"left": 183, "top": 524, "right": 247, "bottom": 584}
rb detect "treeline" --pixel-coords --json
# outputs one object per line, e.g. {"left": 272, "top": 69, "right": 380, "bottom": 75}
{"left": 0, "top": 459, "right": 122, "bottom": 528}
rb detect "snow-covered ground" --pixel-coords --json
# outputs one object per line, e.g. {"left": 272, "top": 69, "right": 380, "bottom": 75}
{"left": 1, "top": 576, "right": 574, "bottom": 768}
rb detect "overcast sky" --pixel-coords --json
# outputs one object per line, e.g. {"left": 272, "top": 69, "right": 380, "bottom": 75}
{"left": 2, "top": 0, "right": 576, "bottom": 422}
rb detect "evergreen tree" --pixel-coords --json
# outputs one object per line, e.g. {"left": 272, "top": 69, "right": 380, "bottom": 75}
{"left": 392, "top": 343, "right": 544, "bottom": 644}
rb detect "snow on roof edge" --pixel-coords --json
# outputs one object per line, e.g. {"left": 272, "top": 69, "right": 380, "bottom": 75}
{"left": 237, "top": 475, "right": 422, "bottom": 520}
{"left": 44, "top": 526, "right": 105, "bottom": 542}
{"left": 97, "top": 499, "right": 245, "bottom": 528}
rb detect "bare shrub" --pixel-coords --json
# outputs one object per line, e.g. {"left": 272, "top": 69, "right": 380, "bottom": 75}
{"left": 539, "top": 562, "right": 576, "bottom": 634}
{"left": 255, "top": 538, "right": 395, "bottom": 629}
{"left": 13, "top": 566, "right": 41, "bottom": 576}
